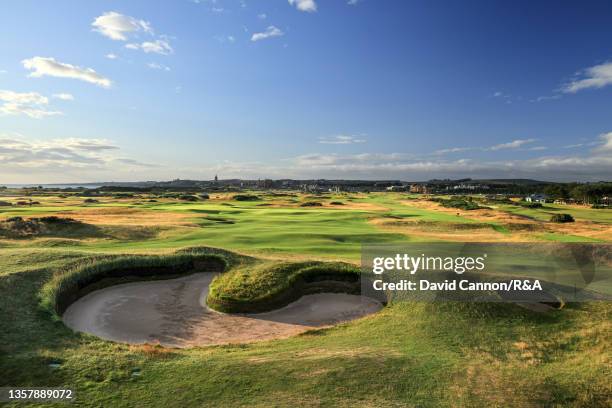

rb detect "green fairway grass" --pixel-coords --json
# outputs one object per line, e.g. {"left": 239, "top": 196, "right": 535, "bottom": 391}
{"left": 0, "top": 191, "right": 610, "bottom": 407}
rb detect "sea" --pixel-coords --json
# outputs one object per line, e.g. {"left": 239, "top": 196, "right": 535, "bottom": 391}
{"left": 2, "top": 184, "right": 103, "bottom": 189}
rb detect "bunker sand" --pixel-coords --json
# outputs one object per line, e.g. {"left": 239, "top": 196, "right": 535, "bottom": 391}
{"left": 63, "top": 273, "right": 382, "bottom": 348}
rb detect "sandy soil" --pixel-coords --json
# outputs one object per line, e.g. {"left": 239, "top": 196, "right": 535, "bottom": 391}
{"left": 63, "top": 273, "right": 382, "bottom": 348}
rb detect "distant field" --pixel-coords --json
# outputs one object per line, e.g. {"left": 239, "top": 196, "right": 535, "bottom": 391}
{"left": 1, "top": 192, "right": 609, "bottom": 258}
{"left": 0, "top": 191, "right": 610, "bottom": 407}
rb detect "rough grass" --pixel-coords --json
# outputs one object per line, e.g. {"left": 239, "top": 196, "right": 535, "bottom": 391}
{"left": 208, "top": 261, "right": 362, "bottom": 313}
{"left": 0, "top": 248, "right": 610, "bottom": 407}
{"left": 0, "top": 191, "right": 611, "bottom": 406}
{"left": 39, "top": 247, "right": 244, "bottom": 319}
{"left": 0, "top": 216, "right": 102, "bottom": 239}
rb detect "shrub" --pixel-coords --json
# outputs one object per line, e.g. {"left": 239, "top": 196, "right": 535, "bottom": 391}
{"left": 550, "top": 213, "right": 574, "bottom": 223}
{"left": 591, "top": 204, "right": 609, "bottom": 209}
{"left": 179, "top": 194, "right": 199, "bottom": 201}
{"left": 300, "top": 202, "right": 323, "bottom": 207}
{"left": 233, "top": 194, "right": 260, "bottom": 201}
{"left": 83, "top": 198, "right": 99, "bottom": 204}
{"left": 0, "top": 201, "right": 12, "bottom": 206}
{"left": 485, "top": 197, "right": 514, "bottom": 205}
{"left": 518, "top": 201, "right": 543, "bottom": 208}
{"left": 39, "top": 216, "right": 79, "bottom": 225}
{"left": 0, "top": 216, "right": 95, "bottom": 238}
{"left": 330, "top": 201, "right": 344, "bottom": 205}
{"left": 199, "top": 193, "right": 210, "bottom": 200}
{"left": 432, "top": 197, "right": 486, "bottom": 211}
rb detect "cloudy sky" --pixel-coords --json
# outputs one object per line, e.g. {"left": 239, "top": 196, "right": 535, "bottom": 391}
{"left": 1, "top": 0, "right": 612, "bottom": 183}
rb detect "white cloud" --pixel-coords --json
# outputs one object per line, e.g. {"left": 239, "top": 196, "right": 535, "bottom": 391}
{"left": 147, "top": 62, "right": 171, "bottom": 71}
{"left": 434, "top": 139, "right": 537, "bottom": 155}
{"left": 215, "top": 35, "right": 236, "bottom": 44}
{"left": 105, "top": 53, "right": 118, "bottom": 60}
{"left": 288, "top": 0, "right": 317, "bottom": 12}
{"left": 22, "top": 57, "right": 112, "bottom": 88}
{"left": 0, "top": 90, "right": 62, "bottom": 119}
{"left": 532, "top": 95, "right": 561, "bottom": 102}
{"left": 92, "top": 11, "right": 152, "bottom": 41}
{"left": 0, "top": 136, "right": 159, "bottom": 182}
{"left": 488, "top": 139, "right": 536, "bottom": 151}
{"left": 318, "top": 134, "right": 367, "bottom": 144}
{"left": 434, "top": 147, "right": 472, "bottom": 155}
{"left": 347, "top": 0, "right": 360, "bottom": 5}
{"left": 258, "top": 13, "right": 267, "bottom": 19}
{"left": 126, "top": 39, "right": 173, "bottom": 55}
{"left": 563, "top": 61, "right": 612, "bottom": 93}
{"left": 284, "top": 149, "right": 612, "bottom": 181}
{"left": 595, "top": 132, "right": 612, "bottom": 153}
{"left": 251, "top": 26, "right": 284, "bottom": 42}
{"left": 52, "top": 93, "right": 74, "bottom": 101}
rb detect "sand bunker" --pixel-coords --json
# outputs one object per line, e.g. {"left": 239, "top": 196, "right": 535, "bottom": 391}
{"left": 63, "top": 273, "right": 382, "bottom": 348}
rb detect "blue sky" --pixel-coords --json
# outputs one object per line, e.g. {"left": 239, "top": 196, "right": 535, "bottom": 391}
{"left": 1, "top": 0, "right": 611, "bottom": 183}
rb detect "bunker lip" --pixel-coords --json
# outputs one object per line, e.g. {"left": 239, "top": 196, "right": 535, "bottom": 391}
{"left": 62, "top": 273, "right": 382, "bottom": 348}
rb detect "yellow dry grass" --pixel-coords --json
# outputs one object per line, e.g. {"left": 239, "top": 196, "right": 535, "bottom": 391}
{"left": 369, "top": 218, "right": 528, "bottom": 242}
{"left": 399, "top": 199, "right": 612, "bottom": 241}
{"left": 55, "top": 208, "right": 194, "bottom": 226}
{"left": 327, "top": 202, "right": 389, "bottom": 211}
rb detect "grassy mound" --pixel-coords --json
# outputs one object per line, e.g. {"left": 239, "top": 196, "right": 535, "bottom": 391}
{"left": 233, "top": 194, "right": 260, "bottom": 201}
{"left": 519, "top": 201, "right": 544, "bottom": 208}
{"left": 431, "top": 197, "right": 488, "bottom": 211}
{"left": 0, "top": 216, "right": 102, "bottom": 239}
{"left": 207, "top": 261, "right": 362, "bottom": 313}
{"left": 550, "top": 213, "right": 575, "bottom": 223}
{"left": 179, "top": 194, "right": 199, "bottom": 201}
{"left": 300, "top": 201, "right": 323, "bottom": 207}
{"left": 39, "top": 247, "right": 243, "bottom": 319}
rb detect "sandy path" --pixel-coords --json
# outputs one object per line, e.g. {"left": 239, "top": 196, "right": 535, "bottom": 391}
{"left": 63, "top": 273, "right": 382, "bottom": 348}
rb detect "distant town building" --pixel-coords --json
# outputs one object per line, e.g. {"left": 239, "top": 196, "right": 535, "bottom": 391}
{"left": 409, "top": 184, "right": 430, "bottom": 194}
{"left": 525, "top": 194, "right": 549, "bottom": 203}
{"left": 257, "top": 179, "right": 274, "bottom": 189}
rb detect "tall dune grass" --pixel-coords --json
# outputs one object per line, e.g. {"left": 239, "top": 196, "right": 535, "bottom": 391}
{"left": 39, "top": 248, "right": 234, "bottom": 319}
